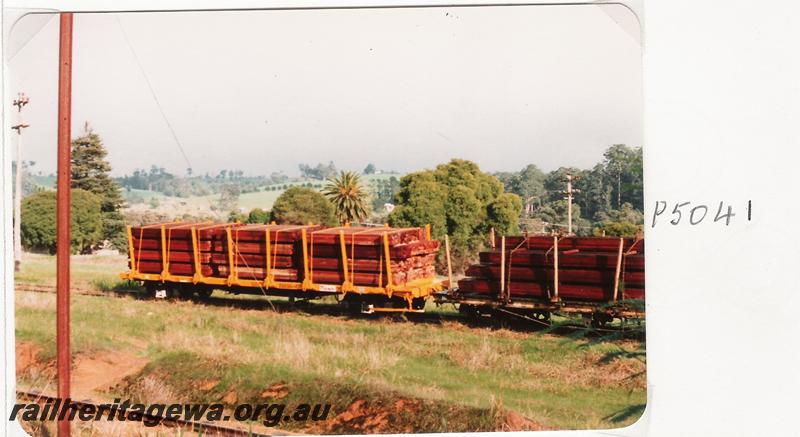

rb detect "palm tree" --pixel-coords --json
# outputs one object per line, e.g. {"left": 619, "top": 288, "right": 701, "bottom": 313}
{"left": 322, "top": 171, "right": 369, "bottom": 224}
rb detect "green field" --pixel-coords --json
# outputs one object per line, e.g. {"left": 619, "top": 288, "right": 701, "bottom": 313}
{"left": 122, "top": 173, "right": 402, "bottom": 216}
{"left": 15, "top": 253, "right": 645, "bottom": 433}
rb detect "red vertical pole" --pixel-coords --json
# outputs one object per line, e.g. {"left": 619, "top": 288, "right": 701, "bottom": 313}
{"left": 56, "top": 12, "right": 73, "bottom": 437}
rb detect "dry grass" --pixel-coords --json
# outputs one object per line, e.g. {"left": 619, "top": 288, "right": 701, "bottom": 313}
{"left": 128, "top": 376, "right": 178, "bottom": 404}
{"left": 447, "top": 335, "right": 525, "bottom": 372}
{"left": 15, "top": 253, "right": 646, "bottom": 431}
{"left": 16, "top": 291, "right": 56, "bottom": 310}
{"left": 272, "top": 327, "right": 313, "bottom": 367}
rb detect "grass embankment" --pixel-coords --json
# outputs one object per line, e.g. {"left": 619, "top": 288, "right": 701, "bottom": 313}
{"left": 15, "top": 253, "right": 646, "bottom": 433}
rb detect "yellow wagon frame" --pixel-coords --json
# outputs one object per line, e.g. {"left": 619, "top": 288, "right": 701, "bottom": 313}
{"left": 120, "top": 222, "right": 444, "bottom": 312}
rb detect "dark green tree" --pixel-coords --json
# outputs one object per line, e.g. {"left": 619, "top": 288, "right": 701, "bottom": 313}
{"left": 531, "top": 200, "right": 592, "bottom": 236}
{"left": 21, "top": 189, "right": 103, "bottom": 254}
{"left": 389, "top": 159, "right": 521, "bottom": 272}
{"left": 487, "top": 193, "right": 523, "bottom": 235}
{"left": 363, "top": 163, "right": 376, "bottom": 175}
{"left": 602, "top": 144, "right": 643, "bottom": 210}
{"left": 389, "top": 171, "right": 447, "bottom": 235}
{"left": 70, "top": 125, "right": 126, "bottom": 250}
{"left": 575, "top": 165, "right": 612, "bottom": 221}
{"left": 542, "top": 167, "right": 582, "bottom": 203}
{"left": 247, "top": 207, "right": 271, "bottom": 224}
{"left": 271, "top": 187, "right": 337, "bottom": 226}
{"left": 507, "top": 164, "right": 546, "bottom": 211}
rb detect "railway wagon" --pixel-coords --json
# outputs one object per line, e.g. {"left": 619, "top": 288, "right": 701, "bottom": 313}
{"left": 448, "top": 234, "right": 645, "bottom": 327}
{"left": 120, "top": 221, "right": 444, "bottom": 312}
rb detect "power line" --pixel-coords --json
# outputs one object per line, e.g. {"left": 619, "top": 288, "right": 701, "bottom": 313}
{"left": 115, "top": 15, "right": 224, "bottom": 219}
{"left": 114, "top": 15, "right": 193, "bottom": 172}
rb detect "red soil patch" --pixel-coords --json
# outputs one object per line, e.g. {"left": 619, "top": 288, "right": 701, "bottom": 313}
{"left": 320, "top": 399, "right": 399, "bottom": 434}
{"left": 15, "top": 342, "right": 42, "bottom": 376}
{"left": 260, "top": 382, "right": 289, "bottom": 399}
{"left": 500, "top": 410, "right": 548, "bottom": 431}
{"left": 315, "top": 398, "right": 548, "bottom": 434}
{"left": 198, "top": 379, "right": 220, "bottom": 391}
{"left": 70, "top": 352, "right": 149, "bottom": 397}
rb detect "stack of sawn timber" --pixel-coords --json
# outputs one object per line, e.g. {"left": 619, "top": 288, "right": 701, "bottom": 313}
{"left": 308, "top": 226, "right": 439, "bottom": 287}
{"left": 130, "top": 222, "right": 208, "bottom": 276}
{"left": 129, "top": 222, "right": 323, "bottom": 281}
{"left": 458, "top": 236, "right": 645, "bottom": 302}
{"left": 211, "top": 224, "right": 322, "bottom": 281}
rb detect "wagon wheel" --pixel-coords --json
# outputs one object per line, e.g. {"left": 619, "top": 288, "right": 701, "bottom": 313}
{"left": 458, "top": 304, "right": 479, "bottom": 320}
{"left": 141, "top": 282, "right": 158, "bottom": 299}
{"left": 340, "top": 295, "right": 365, "bottom": 315}
{"left": 195, "top": 288, "right": 213, "bottom": 300}
{"left": 590, "top": 313, "right": 614, "bottom": 329}
{"left": 177, "top": 285, "right": 195, "bottom": 300}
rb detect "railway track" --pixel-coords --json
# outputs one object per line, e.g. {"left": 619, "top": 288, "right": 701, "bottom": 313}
{"left": 14, "top": 282, "right": 642, "bottom": 336}
{"left": 15, "top": 389, "right": 278, "bottom": 437}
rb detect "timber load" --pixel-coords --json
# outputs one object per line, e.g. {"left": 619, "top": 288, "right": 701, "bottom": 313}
{"left": 457, "top": 235, "right": 645, "bottom": 303}
{"left": 308, "top": 226, "right": 438, "bottom": 287}
{"left": 122, "top": 221, "right": 443, "bottom": 312}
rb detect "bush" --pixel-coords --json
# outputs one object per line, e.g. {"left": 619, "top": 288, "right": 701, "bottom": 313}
{"left": 228, "top": 210, "right": 247, "bottom": 223}
{"left": 592, "top": 203, "right": 644, "bottom": 237}
{"left": 271, "top": 187, "right": 337, "bottom": 226}
{"left": 247, "top": 208, "right": 271, "bottom": 224}
{"left": 21, "top": 189, "right": 104, "bottom": 254}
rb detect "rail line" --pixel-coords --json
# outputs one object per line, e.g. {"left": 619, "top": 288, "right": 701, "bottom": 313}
{"left": 15, "top": 389, "right": 277, "bottom": 437}
{"left": 14, "top": 282, "right": 643, "bottom": 335}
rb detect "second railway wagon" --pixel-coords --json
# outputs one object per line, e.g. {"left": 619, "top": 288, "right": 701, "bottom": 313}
{"left": 445, "top": 234, "right": 645, "bottom": 326}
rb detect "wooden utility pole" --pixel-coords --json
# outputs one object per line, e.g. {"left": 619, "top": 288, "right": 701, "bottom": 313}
{"left": 12, "top": 93, "right": 29, "bottom": 272}
{"left": 564, "top": 175, "right": 579, "bottom": 235}
{"left": 56, "top": 12, "right": 73, "bottom": 437}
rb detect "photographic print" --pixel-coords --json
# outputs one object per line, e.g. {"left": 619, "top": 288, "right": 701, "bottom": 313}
{"left": 9, "top": 5, "right": 644, "bottom": 435}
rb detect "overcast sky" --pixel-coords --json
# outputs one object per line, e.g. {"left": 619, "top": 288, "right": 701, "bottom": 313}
{"left": 8, "top": 5, "right": 641, "bottom": 177}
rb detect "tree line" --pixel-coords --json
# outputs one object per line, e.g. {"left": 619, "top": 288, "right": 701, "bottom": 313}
{"left": 117, "top": 166, "right": 289, "bottom": 198}
{"left": 18, "top": 126, "right": 642, "bottom": 271}
{"left": 495, "top": 144, "right": 643, "bottom": 237}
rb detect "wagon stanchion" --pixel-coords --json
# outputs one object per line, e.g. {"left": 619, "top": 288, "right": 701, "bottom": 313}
{"left": 301, "top": 228, "right": 311, "bottom": 290}
{"left": 126, "top": 225, "right": 137, "bottom": 275}
{"left": 382, "top": 231, "right": 394, "bottom": 297}
{"left": 445, "top": 235, "right": 453, "bottom": 289}
{"left": 225, "top": 227, "right": 236, "bottom": 286}
{"left": 338, "top": 230, "right": 352, "bottom": 292}
{"left": 263, "top": 229, "right": 272, "bottom": 288}
{"left": 160, "top": 225, "right": 168, "bottom": 279}
{"left": 191, "top": 226, "right": 202, "bottom": 284}
{"left": 612, "top": 237, "right": 624, "bottom": 302}
{"left": 500, "top": 236, "right": 506, "bottom": 302}
{"left": 552, "top": 236, "right": 560, "bottom": 302}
